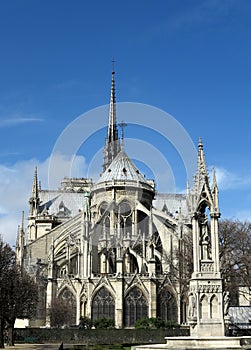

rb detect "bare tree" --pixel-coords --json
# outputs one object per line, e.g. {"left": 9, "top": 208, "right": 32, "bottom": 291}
{"left": 0, "top": 239, "right": 15, "bottom": 348}
{"left": 0, "top": 238, "right": 38, "bottom": 347}
{"left": 219, "top": 219, "right": 251, "bottom": 305}
{"left": 49, "top": 298, "right": 73, "bottom": 328}
{"left": 163, "top": 229, "right": 193, "bottom": 321}
{"left": 5, "top": 264, "right": 38, "bottom": 346}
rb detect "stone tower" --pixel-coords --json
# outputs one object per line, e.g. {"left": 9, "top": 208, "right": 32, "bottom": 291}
{"left": 188, "top": 138, "right": 225, "bottom": 336}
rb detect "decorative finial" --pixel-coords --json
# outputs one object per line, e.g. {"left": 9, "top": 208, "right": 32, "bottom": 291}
{"left": 21, "top": 210, "right": 24, "bottom": 232}
{"left": 212, "top": 166, "right": 217, "bottom": 187}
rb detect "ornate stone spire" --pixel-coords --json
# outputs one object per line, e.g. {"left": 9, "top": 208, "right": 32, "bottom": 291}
{"left": 29, "top": 166, "right": 40, "bottom": 216}
{"left": 193, "top": 138, "right": 210, "bottom": 194}
{"left": 197, "top": 137, "right": 208, "bottom": 179}
{"left": 103, "top": 70, "right": 121, "bottom": 172}
{"left": 16, "top": 211, "right": 26, "bottom": 266}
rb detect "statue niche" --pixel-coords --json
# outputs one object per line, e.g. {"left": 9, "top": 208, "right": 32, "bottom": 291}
{"left": 198, "top": 208, "right": 211, "bottom": 261}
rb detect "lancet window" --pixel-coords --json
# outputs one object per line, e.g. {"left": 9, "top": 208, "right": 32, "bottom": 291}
{"left": 124, "top": 287, "right": 148, "bottom": 327}
{"left": 157, "top": 288, "right": 178, "bottom": 322}
{"left": 91, "top": 287, "right": 115, "bottom": 321}
{"left": 58, "top": 288, "right": 77, "bottom": 325}
{"left": 118, "top": 201, "right": 132, "bottom": 239}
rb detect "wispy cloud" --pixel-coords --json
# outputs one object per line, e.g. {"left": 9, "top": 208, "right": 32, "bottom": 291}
{"left": 0, "top": 154, "right": 87, "bottom": 246}
{"left": 144, "top": 0, "right": 239, "bottom": 41}
{"left": 0, "top": 117, "right": 44, "bottom": 128}
{"left": 170, "top": 0, "right": 238, "bottom": 29}
{"left": 211, "top": 166, "right": 251, "bottom": 191}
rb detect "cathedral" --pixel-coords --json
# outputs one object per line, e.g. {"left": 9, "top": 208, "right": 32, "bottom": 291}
{"left": 16, "top": 71, "right": 221, "bottom": 329}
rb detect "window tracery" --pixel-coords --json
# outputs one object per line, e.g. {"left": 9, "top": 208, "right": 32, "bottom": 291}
{"left": 91, "top": 287, "right": 115, "bottom": 321}
{"left": 157, "top": 288, "right": 178, "bottom": 322}
{"left": 124, "top": 287, "right": 148, "bottom": 327}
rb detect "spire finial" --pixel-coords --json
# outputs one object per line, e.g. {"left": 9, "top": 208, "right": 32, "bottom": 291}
{"left": 211, "top": 166, "right": 219, "bottom": 211}
{"left": 212, "top": 166, "right": 218, "bottom": 189}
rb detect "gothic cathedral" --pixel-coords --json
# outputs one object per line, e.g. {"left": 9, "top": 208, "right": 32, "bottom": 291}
{"left": 16, "top": 71, "right": 222, "bottom": 329}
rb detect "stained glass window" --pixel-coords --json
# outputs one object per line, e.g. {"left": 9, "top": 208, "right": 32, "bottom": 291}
{"left": 92, "top": 287, "right": 115, "bottom": 321}
{"left": 124, "top": 287, "right": 148, "bottom": 327}
{"left": 157, "top": 289, "right": 178, "bottom": 322}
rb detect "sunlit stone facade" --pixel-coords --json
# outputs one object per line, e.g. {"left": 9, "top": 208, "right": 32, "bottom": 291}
{"left": 16, "top": 72, "right": 222, "bottom": 330}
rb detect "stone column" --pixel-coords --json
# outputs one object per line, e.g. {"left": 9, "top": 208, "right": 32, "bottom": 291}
{"left": 148, "top": 272, "right": 157, "bottom": 319}
{"left": 115, "top": 272, "right": 123, "bottom": 328}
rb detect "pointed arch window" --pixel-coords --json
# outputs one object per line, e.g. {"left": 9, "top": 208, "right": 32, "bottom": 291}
{"left": 58, "top": 288, "right": 77, "bottom": 325}
{"left": 157, "top": 288, "right": 178, "bottom": 322}
{"left": 124, "top": 287, "right": 148, "bottom": 327}
{"left": 210, "top": 295, "right": 218, "bottom": 319}
{"left": 155, "top": 256, "right": 162, "bottom": 274}
{"left": 91, "top": 287, "right": 115, "bottom": 321}
{"left": 118, "top": 201, "right": 132, "bottom": 239}
{"left": 199, "top": 294, "right": 208, "bottom": 319}
{"left": 103, "top": 215, "right": 110, "bottom": 239}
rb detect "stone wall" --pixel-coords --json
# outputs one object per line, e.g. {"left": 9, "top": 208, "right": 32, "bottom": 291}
{"left": 15, "top": 328, "right": 189, "bottom": 345}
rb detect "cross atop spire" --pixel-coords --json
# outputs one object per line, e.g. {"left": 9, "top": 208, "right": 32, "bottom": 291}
{"left": 103, "top": 70, "right": 121, "bottom": 171}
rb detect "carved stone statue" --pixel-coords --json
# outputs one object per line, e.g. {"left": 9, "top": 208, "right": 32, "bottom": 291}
{"left": 188, "top": 292, "right": 197, "bottom": 319}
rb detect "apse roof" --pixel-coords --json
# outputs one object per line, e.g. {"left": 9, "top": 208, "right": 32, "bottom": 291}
{"left": 97, "top": 149, "right": 148, "bottom": 184}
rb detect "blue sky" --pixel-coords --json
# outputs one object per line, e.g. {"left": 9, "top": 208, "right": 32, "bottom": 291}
{"left": 1, "top": 0, "right": 251, "bottom": 245}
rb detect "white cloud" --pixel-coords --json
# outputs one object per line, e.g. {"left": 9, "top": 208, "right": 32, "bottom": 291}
{"left": 211, "top": 166, "right": 251, "bottom": 191}
{"left": 0, "top": 117, "right": 43, "bottom": 127}
{"left": 0, "top": 154, "right": 87, "bottom": 247}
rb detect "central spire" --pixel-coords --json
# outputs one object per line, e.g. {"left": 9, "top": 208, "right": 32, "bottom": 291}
{"left": 103, "top": 70, "right": 121, "bottom": 172}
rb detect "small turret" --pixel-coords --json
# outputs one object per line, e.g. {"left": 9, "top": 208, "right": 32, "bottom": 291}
{"left": 16, "top": 211, "right": 26, "bottom": 266}
{"left": 29, "top": 166, "right": 40, "bottom": 217}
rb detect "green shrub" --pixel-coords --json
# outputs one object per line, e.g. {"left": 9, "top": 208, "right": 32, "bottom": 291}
{"left": 94, "top": 317, "right": 115, "bottom": 329}
{"left": 134, "top": 317, "right": 164, "bottom": 329}
{"left": 79, "top": 316, "right": 93, "bottom": 329}
{"left": 164, "top": 319, "right": 180, "bottom": 328}
{"left": 134, "top": 317, "right": 179, "bottom": 329}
